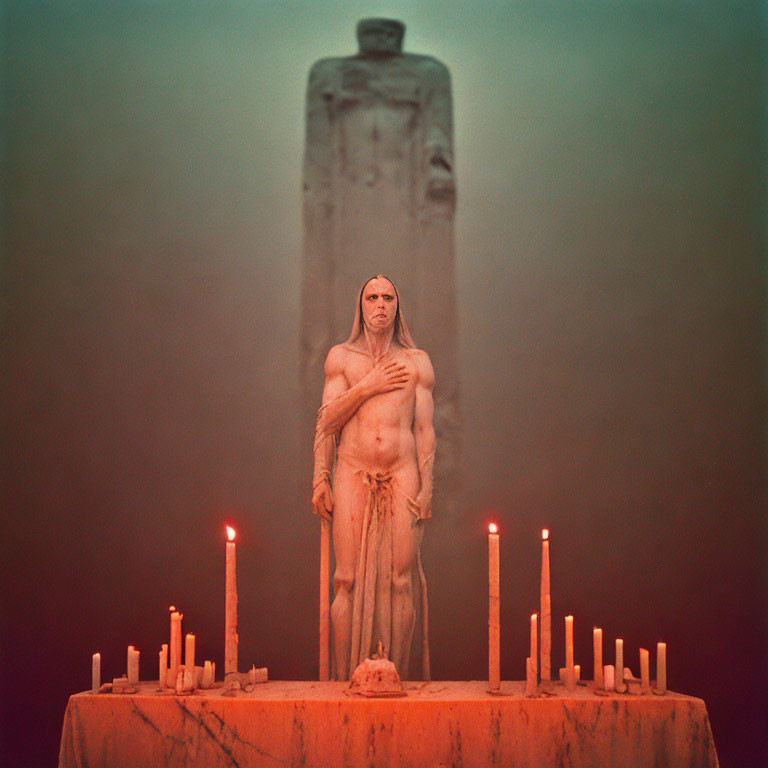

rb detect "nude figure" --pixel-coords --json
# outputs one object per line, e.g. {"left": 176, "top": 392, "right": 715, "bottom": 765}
{"left": 312, "top": 275, "right": 435, "bottom": 680}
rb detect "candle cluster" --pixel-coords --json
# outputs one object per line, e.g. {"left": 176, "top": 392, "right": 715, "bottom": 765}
{"left": 487, "top": 526, "right": 668, "bottom": 696}
{"left": 90, "top": 525, "right": 265, "bottom": 694}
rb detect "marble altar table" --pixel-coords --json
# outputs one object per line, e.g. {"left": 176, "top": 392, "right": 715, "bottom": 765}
{"left": 58, "top": 680, "right": 719, "bottom": 767}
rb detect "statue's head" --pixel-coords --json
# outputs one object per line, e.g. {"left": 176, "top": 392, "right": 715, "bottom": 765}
{"left": 359, "top": 275, "right": 399, "bottom": 335}
{"left": 347, "top": 274, "right": 415, "bottom": 349}
{"left": 356, "top": 18, "right": 405, "bottom": 56}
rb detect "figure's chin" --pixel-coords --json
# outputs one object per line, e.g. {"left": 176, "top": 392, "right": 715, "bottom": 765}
{"left": 365, "top": 320, "right": 392, "bottom": 333}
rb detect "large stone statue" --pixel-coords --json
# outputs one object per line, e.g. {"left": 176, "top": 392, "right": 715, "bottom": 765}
{"left": 313, "top": 275, "right": 435, "bottom": 680}
{"left": 301, "top": 19, "right": 459, "bottom": 514}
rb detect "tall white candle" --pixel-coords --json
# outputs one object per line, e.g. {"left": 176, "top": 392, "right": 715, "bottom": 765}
{"left": 530, "top": 613, "right": 538, "bottom": 679}
{"left": 593, "top": 628, "right": 603, "bottom": 689}
{"left": 488, "top": 523, "right": 500, "bottom": 692}
{"left": 640, "top": 648, "right": 650, "bottom": 692}
{"left": 225, "top": 526, "right": 239, "bottom": 675}
{"left": 92, "top": 653, "right": 101, "bottom": 690}
{"left": 170, "top": 608, "right": 183, "bottom": 684}
{"left": 540, "top": 529, "right": 551, "bottom": 681}
{"left": 656, "top": 642, "right": 667, "bottom": 694}
{"left": 159, "top": 644, "right": 168, "bottom": 688}
{"left": 615, "top": 638, "right": 625, "bottom": 692}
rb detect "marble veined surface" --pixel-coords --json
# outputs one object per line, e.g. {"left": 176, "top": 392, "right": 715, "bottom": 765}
{"left": 59, "top": 680, "right": 719, "bottom": 767}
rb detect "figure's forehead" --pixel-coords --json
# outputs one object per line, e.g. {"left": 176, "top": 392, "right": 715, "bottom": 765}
{"left": 364, "top": 277, "right": 396, "bottom": 295}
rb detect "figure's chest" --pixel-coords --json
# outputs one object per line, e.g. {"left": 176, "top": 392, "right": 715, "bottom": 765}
{"left": 346, "top": 353, "right": 415, "bottom": 392}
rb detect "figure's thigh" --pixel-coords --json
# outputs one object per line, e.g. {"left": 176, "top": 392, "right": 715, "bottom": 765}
{"left": 391, "top": 469, "right": 422, "bottom": 578}
{"left": 332, "top": 468, "right": 366, "bottom": 575}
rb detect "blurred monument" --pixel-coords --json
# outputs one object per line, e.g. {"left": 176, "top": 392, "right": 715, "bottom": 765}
{"left": 301, "top": 18, "right": 460, "bottom": 511}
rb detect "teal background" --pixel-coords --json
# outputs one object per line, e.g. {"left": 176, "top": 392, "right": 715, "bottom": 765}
{"left": 2, "top": 2, "right": 765, "bottom": 765}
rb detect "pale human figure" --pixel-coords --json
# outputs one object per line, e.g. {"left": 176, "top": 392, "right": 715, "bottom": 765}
{"left": 301, "top": 19, "right": 459, "bottom": 516}
{"left": 313, "top": 275, "right": 435, "bottom": 680}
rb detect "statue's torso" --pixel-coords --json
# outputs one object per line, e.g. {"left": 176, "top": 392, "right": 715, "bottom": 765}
{"left": 336, "top": 345, "right": 420, "bottom": 473}
{"left": 309, "top": 54, "right": 447, "bottom": 183}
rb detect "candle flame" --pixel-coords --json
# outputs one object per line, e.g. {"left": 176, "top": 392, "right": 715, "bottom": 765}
{"left": 488, "top": 523, "right": 498, "bottom": 534}
{"left": 542, "top": 528, "right": 549, "bottom": 540}
{"left": 169, "top": 605, "right": 176, "bottom": 611}
{"left": 226, "top": 526, "right": 236, "bottom": 541}
{"left": 531, "top": 613, "right": 537, "bottom": 620}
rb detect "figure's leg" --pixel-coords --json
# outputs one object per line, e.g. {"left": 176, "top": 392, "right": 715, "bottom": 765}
{"left": 390, "top": 468, "right": 422, "bottom": 678}
{"left": 330, "top": 467, "right": 365, "bottom": 680}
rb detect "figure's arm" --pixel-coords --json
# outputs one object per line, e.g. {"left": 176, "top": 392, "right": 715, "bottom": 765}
{"left": 411, "top": 351, "right": 436, "bottom": 521}
{"left": 312, "top": 348, "right": 347, "bottom": 520}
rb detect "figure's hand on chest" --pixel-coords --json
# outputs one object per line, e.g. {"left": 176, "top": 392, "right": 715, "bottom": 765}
{"left": 357, "top": 353, "right": 411, "bottom": 397}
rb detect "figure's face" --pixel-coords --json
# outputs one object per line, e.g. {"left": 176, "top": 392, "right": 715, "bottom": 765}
{"left": 361, "top": 277, "right": 398, "bottom": 333}
{"left": 357, "top": 22, "right": 402, "bottom": 56}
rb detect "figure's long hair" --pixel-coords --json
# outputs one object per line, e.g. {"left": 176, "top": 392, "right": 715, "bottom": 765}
{"left": 346, "top": 274, "right": 415, "bottom": 348}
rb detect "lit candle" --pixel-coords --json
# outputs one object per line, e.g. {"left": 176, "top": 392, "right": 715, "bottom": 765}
{"left": 225, "top": 525, "right": 239, "bottom": 676}
{"left": 92, "top": 653, "right": 101, "bottom": 691}
{"left": 530, "top": 613, "right": 538, "bottom": 679}
{"left": 540, "top": 529, "right": 551, "bottom": 681}
{"left": 640, "top": 648, "right": 650, "bottom": 692}
{"left": 593, "top": 628, "right": 603, "bottom": 689}
{"left": 656, "top": 642, "right": 667, "bottom": 694}
{"left": 615, "top": 638, "right": 625, "bottom": 692}
{"left": 170, "top": 607, "right": 183, "bottom": 685}
{"left": 488, "top": 523, "right": 500, "bottom": 692}
{"left": 159, "top": 644, "right": 168, "bottom": 688}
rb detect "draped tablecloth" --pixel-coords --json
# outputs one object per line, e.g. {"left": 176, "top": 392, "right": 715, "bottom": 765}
{"left": 59, "top": 680, "right": 719, "bottom": 767}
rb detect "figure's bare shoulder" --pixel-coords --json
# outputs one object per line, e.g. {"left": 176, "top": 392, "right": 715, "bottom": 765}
{"left": 404, "top": 348, "right": 435, "bottom": 390}
{"left": 324, "top": 344, "right": 352, "bottom": 377}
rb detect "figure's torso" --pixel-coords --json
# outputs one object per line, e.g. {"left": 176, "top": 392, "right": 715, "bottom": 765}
{"left": 337, "top": 345, "right": 419, "bottom": 473}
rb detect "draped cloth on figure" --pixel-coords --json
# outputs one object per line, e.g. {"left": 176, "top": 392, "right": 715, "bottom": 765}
{"left": 347, "top": 470, "right": 429, "bottom": 677}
